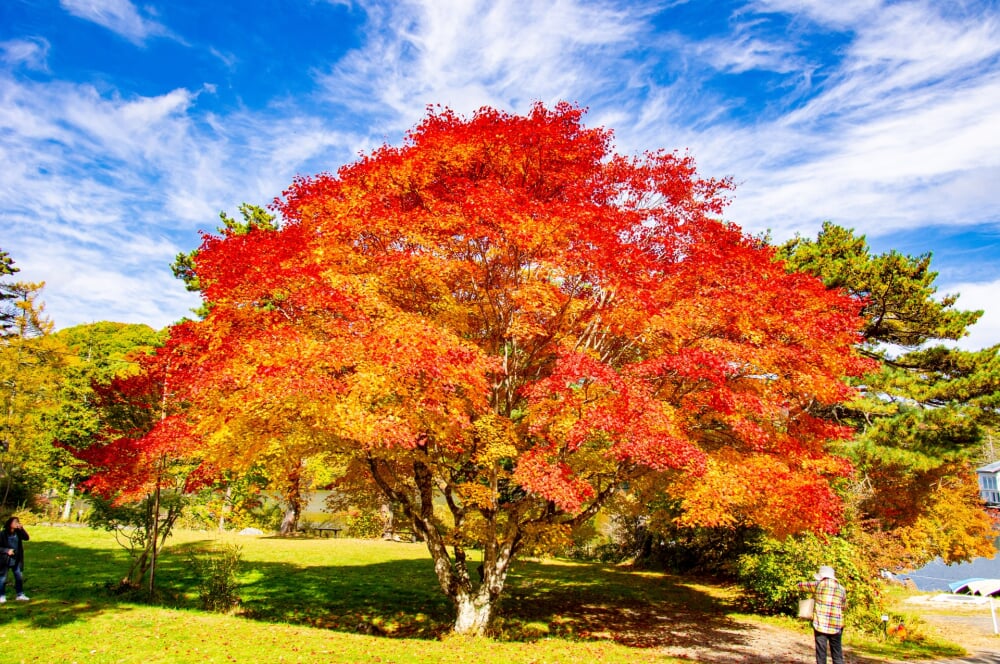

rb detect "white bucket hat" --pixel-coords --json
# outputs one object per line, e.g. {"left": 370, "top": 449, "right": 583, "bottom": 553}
{"left": 815, "top": 565, "right": 836, "bottom": 581}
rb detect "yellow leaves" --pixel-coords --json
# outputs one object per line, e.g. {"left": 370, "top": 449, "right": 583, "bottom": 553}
{"left": 472, "top": 413, "right": 518, "bottom": 464}
{"left": 456, "top": 482, "right": 496, "bottom": 509}
{"left": 520, "top": 522, "right": 573, "bottom": 556}
{"left": 895, "top": 473, "right": 997, "bottom": 565}
{"left": 323, "top": 398, "right": 415, "bottom": 451}
{"left": 507, "top": 278, "right": 568, "bottom": 341}
{"left": 672, "top": 458, "right": 747, "bottom": 530}
{"left": 799, "top": 455, "right": 849, "bottom": 476}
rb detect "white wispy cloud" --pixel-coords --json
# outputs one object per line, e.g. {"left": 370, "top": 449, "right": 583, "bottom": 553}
{"left": 940, "top": 279, "right": 1000, "bottom": 352}
{"left": 685, "top": 23, "right": 806, "bottom": 76}
{"left": 750, "top": 0, "right": 882, "bottom": 28}
{"left": 59, "top": 0, "right": 171, "bottom": 45}
{"left": 0, "top": 82, "right": 200, "bottom": 326}
{"left": 20, "top": 234, "right": 200, "bottom": 329}
{"left": 615, "top": 1, "right": 1000, "bottom": 243}
{"left": 318, "top": 0, "right": 645, "bottom": 132}
{"left": 0, "top": 38, "right": 50, "bottom": 72}
{"left": 314, "top": 0, "right": 1000, "bottom": 242}
{"left": 0, "top": 63, "right": 361, "bottom": 329}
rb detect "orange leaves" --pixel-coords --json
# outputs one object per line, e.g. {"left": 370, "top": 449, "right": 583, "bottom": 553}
{"left": 673, "top": 454, "right": 846, "bottom": 537}
{"left": 116, "top": 103, "right": 872, "bottom": 542}
{"left": 349, "top": 313, "right": 498, "bottom": 449}
{"left": 455, "top": 482, "right": 498, "bottom": 510}
{"left": 507, "top": 278, "right": 570, "bottom": 342}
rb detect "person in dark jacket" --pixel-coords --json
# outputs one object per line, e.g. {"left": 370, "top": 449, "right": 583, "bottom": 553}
{"left": 0, "top": 516, "right": 30, "bottom": 602}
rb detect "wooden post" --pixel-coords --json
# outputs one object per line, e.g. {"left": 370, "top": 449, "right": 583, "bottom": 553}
{"left": 991, "top": 596, "right": 998, "bottom": 635}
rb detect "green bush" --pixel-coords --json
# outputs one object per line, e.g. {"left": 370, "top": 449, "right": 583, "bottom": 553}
{"left": 345, "top": 509, "right": 386, "bottom": 539}
{"left": 190, "top": 543, "right": 243, "bottom": 612}
{"left": 87, "top": 491, "right": 187, "bottom": 589}
{"left": 177, "top": 489, "right": 222, "bottom": 530}
{"left": 737, "top": 532, "right": 884, "bottom": 633}
{"left": 243, "top": 500, "right": 284, "bottom": 532}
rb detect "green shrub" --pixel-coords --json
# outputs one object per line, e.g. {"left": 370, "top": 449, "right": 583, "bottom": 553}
{"left": 87, "top": 491, "right": 187, "bottom": 589}
{"left": 177, "top": 489, "right": 222, "bottom": 530}
{"left": 345, "top": 509, "right": 386, "bottom": 539}
{"left": 737, "top": 532, "right": 884, "bottom": 633}
{"left": 190, "top": 543, "right": 243, "bottom": 612}
{"left": 243, "top": 500, "right": 284, "bottom": 532}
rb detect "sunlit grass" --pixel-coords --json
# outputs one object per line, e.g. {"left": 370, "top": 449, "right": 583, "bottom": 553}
{"left": 5, "top": 526, "right": 684, "bottom": 663}
{"left": 0, "top": 525, "right": 973, "bottom": 663}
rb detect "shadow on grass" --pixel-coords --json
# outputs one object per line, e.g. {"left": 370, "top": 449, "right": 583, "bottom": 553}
{"left": 19, "top": 534, "right": 753, "bottom": 652}
{"left": 158, "top": 539, "right": 456, "bottom": 639}
{"left": 1, "top": 538, "right": 139, "bottom": 630}
{"left": 502, "top": 561, "right": 757, "bottom": 652}
{"left": 161, "top": 540, "right": 752, "bottom": 651}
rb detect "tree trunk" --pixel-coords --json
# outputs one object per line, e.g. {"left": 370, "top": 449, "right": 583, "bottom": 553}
{"left": 126, "top": 544, "right": 150, "bottom": 587}
{"left": 149, "top": 476, "right": 162, "bottom": 596}
{"left": 445, "top": 543, "right": 514, "bottom": 635}
{"left": 453, "top": 589, "right": 498, "bottom": 635}
{"left": 367, "top": 456, "right": 517, "bottom": 635}
{"left": 61, "top": 482, "right": 76, "bottom": 521}
{"left": 279, "top": 463, "right": 305, "bottom": 535}
{"left": 280, "top": 505, "right": 299, "bottom": 535}
{"left": 380, "top": 499, "right": 394, "bottom": 540}
{"left": 218, "top": 484, "right": 231, "bottom": 531}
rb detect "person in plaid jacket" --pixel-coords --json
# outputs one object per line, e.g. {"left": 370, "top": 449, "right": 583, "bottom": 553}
{"left": 797, "top": 565, "right": 847, "bottom": 664}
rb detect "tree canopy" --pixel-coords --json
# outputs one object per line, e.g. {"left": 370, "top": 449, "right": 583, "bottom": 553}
{"left": 83, "top": 104, "right": 871, "bottom": 633}
{"left": 48, "top": 323, "right": 163, "bottom": 493}
{"left": 0, "top": 278, "right": 67, "bottom": 506}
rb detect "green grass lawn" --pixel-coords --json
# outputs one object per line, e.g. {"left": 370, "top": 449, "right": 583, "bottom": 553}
{"left": 0, "top": 525, "right": 969, "bottom": 663}
{"left": 3, "top": 525, "right": 695, "bottom": 663}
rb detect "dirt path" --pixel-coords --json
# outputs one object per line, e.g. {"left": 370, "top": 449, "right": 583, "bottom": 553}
{"left": 898, "top": 596, "right": 1000, "bottom": 663}
{"left": 536, "top": 569, "right": 1000, "bottom": 663}
{"left": 646, "top": 595, "right": 1000, "bottom": 663}
{"left": 569, "top": 596, "right": 881, "bottom": 663}
{"left": 653, "top": 613, "right": 1000, "bottom": 664}
{"left": 655, "top": 617, "right": 886, "bottom": 663}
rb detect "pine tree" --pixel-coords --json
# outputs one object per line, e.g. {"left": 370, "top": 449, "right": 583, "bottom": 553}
{"left": 779, "top": 222, "right": 999, "bottom": 568}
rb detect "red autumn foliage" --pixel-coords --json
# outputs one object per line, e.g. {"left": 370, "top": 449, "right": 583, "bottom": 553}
{"left": 66, "top": 333, "right": 208, "bottom": 504}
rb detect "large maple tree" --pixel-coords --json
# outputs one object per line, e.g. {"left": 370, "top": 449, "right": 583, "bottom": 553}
{"left": 123, "top": 104, "right": 868, "bottom": 633}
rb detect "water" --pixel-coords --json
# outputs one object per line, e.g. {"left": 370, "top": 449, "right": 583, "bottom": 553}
{"left": 905, "top": 554, "right": 1000, "bottom": 591}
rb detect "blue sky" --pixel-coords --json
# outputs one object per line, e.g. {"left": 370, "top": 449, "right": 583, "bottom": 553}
{"left": 1, "top": 0, "right": 998, "bottom": 349}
